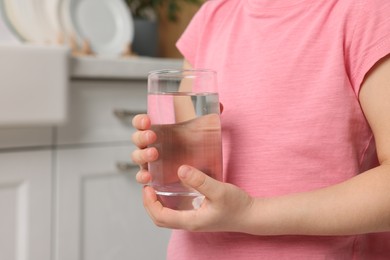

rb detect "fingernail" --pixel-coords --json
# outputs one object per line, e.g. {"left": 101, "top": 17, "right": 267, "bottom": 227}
{"left": 146, "top": 148, "right": 157, "bottom": 161}
{"left": 140, "top": 117, "right": 146, "bottom": 129}
{"left": 141, "top": 172, "right": 148, "bottom": 182}
{"left": 145, "top": 131, "right": 153, "bottom": 141}
{"left": 178, "top": 165, "right": 191, "bottom": 179}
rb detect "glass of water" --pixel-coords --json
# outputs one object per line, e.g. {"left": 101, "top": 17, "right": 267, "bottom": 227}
{"left": 147, "top": 69, "right": 223, "bottom": 210}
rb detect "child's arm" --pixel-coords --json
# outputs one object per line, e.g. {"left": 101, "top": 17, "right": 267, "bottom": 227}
{"left": 173, "top": 60, "right": 197, "bottom": 122}
{"left": 241, "top": 54, "right": 390, "bottom": 236}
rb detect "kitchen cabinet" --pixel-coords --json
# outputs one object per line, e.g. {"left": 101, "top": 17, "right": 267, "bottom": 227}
{"left": 56, "top": 145, "right": 169, "bottom": 260}
{"left": 0, "top": 56, "right": 181, "bottom": 260}
{"left": 0, "top": 150, "right": 52, "bottom": 260}
{"left": 55, "top": 75, "right": 172, "bottom": 260}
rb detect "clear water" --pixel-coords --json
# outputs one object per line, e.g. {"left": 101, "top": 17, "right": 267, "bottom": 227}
{"left": 148, "top": 93, "right": 222, "bottom": 210}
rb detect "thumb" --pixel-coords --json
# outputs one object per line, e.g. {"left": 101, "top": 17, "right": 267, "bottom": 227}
{"left": 178, "top": 165, "right": 222, "bottom": 200}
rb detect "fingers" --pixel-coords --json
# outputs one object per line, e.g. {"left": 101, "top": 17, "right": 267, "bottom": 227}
{"left": 136, "top": 168, "right": 152, "bottom": 184}
{"left": 178, "top": 165, "right": 223, "bottom": 201}
{"left": 132, "top": 130, "right": 156, "bottom": 149}
{"left": 131, "top": 114, "right": 158, "bottom": 165}
{"left": 131, "top": 114, "right": 156, "bottom": 149}
{"left": 143, "top": 186, "right": 164, "bottom": 222}
{"left": 143, "top": 186, "right": 195, "bottom": 229}
{"left": 143, "top": 186, "right": 177, "bottom": 227}
{"left": 131, "top": 114, "right": 158, "bottom": 184}
{"left": 132, "top": 114, "right": 151, "bottom": 130}
{"left": 131, "top": 146, "right": 158, "bottom": 166}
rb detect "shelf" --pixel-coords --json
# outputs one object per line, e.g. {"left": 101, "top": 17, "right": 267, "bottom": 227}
{"left": 70, "top": 56, "right": 183, "bottom": 80}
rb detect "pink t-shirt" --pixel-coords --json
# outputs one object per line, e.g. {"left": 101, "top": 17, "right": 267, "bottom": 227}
{"left": 171, "top": 0, "right": 390, "bottom": 259}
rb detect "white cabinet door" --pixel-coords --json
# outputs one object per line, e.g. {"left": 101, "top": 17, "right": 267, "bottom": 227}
{"left": 0, "top": 150, "right": 52, "bottom": 260}
{"left": 56, "top": 145, "right": 170, "bottom": 260}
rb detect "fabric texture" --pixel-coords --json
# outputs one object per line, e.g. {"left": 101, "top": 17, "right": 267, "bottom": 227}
{"left": 170, "top": 0, "right": 390, "bottom": 259}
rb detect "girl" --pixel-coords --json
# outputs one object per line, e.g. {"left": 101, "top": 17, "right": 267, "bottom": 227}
{"left": 132, "top": 0, "right": 390, "bottom": 259}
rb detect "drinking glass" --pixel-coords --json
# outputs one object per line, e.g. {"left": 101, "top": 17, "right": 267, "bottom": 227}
{"left": 147, "top": 69, "right": 222, "bottom": 210}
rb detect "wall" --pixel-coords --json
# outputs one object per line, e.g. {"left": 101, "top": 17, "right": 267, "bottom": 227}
{"left": 158, "top": 1, "right": 203, "bottom": 58}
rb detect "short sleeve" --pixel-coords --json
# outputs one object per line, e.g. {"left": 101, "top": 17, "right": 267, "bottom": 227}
{"left": 348, "top": 0, "right": 390, "bottom": 93}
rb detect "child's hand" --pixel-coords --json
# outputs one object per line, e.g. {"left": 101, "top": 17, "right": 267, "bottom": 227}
{"left": 143, "top": 165, "right": 254, "bottom": 233}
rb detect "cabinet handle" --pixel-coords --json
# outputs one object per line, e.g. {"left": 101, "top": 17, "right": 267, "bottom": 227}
{"left": 113, "top": 109, "right": 146, "bottom": 119}
{"left": 116, "top": 161, "right": 138, "bottom": 172}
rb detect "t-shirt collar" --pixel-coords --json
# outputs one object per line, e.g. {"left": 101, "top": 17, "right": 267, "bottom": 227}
{"left": 244, "top": 0, "right": 310, "bottom": 17}
{"left": 246, "top": 0, "right": 308, "bottom": 10}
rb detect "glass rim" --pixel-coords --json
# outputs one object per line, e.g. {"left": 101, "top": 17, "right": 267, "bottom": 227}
{"left": 148, "top": 69, "right": 217, "bottom": 79}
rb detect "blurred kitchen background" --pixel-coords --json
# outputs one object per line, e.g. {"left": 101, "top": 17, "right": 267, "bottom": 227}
{"left": 0, "top": 0, "right": 202, "bottom": 259}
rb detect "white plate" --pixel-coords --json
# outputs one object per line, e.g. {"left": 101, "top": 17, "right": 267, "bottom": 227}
{"left": 0, "top": 17, "right": 20, "bottom": 43}
{"left": 0, "top": 0, "right": 22, "bottom": 42}
{"left": 2, "top": 0, "right": 26, "bottom": 40}
{"left": 43, "top": 0, "right": 62, "bottom": 42}
{"left": 59, "top": 0, "right": 74, "bottom": 39}
{"left": 68, "top": 0, "right": 134, "bottom": 56}
{"left": 3, "top": 0, "right": 47, "bottom": 43}
{"left": 34, "top": 0, "right": 61, "bottom": 43}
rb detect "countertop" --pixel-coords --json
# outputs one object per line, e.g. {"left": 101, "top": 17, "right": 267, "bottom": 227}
{"left": 70, "top": 56, "right": 183, "bottom": 80}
